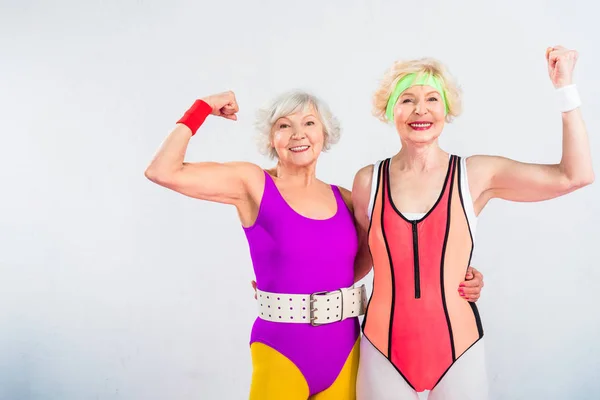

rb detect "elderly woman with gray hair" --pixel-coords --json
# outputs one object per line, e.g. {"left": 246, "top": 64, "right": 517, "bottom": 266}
{"left": 145, "top": 88, "right": 485, "bottom": 399}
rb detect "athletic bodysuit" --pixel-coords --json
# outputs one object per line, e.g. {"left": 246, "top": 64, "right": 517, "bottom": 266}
{"left": 361, "top": 155, "right": 484, "bottom": 394}
{"left": 243, "top": 171, "right": 360, "bottom": 397}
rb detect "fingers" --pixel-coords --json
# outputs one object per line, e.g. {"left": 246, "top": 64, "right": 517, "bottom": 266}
{"left": 460, "top": 278, "right": 481, "bottom": 288}
{"left": 458, "top": 285, "right": 481, "bottom": 302}
{"left": 225, "top": 90, "right": 239, "bottom": 112}
{"left": 460, "top": 272, "right": 483, "bottom": 289}
{"left": 459, "top": 266, "right": 483, "bottom": 301}
{"left": 465, "top": 266, "right": 474, "bottom": 280}
{"left": 474, "top": 269, "right": 484, "bottom": 287}
{"left": 548, "top": 50, "right": 561, "bottom": 66}
{"left": 207, "top": 90, "right": 239, "bottom": 118}
{"left": 465, "top": 293, "right": 480, "bottom": 302}
{"left": 547, "top": 46, "right": 577, "bottom": 64}
{"left": 547, "top": 45, "right": 566, "bottom": 56}
{"left": 547, "top": 46, "right": 564, "bottom": 63}
{"left": 222, "top": 113, "right": 238, "bottom": 121}
{"left": 219, "top": 104, "right": 238, "bottom": 120}
{"left": 460, "top": 285, "right": 481, "bottom": 295}
{"left": 251, "top": 280, "right": 257, "bottom": 299}
{"left": 220, "top": 92, "right": 239, "bottom": 120}
{"left": 229, "top": 97, "right": 240, "bottom": 113}
{"left": 471, "top": 267, "right": 484, "bottom": 284}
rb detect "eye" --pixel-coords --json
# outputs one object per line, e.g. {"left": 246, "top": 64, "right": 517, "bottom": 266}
{"left": 279, "top": 123, "right": 290, "bottom": 129}
{"left": 306, "top": 121, "right": 315, "bottom": 126}
{"left": 401, "top": 98, "right": 413, "bottom": 103}
{"left": 428, "top": 97, "right": 439, "bottom": 101}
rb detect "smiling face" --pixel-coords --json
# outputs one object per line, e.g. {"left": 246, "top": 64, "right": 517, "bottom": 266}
{"left": 271, "top": 104, "right": 326, "bottom": 168}
{"left": 392, "top": 84, "right": 446, "bottom": 145}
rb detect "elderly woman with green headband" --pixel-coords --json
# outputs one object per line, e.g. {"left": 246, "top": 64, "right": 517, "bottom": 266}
{"left": 351, "top": 45, "right": 593, "bottom": 399}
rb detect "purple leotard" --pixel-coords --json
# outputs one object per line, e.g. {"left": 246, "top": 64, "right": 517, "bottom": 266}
{"left": 243, "top": 171, "right": 360, "bottom": 395}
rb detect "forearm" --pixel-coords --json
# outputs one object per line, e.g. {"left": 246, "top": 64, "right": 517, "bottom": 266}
{"left": 354, "top": 257, "right": 372, "bottom": 283}
{"left": 145, "top": 125, "right": 194, "bottom": 179}
{"left": 353, "top": 239, "right": 373, "bottom": 283}
{"left": 145, "top": 99, "right": 212, "bottom": 181}
{"left": 559, "top": 108, "right": 594, "bottom": 186}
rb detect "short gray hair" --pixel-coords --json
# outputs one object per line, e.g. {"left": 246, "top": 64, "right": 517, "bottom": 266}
{"left": 255, "top": 90, "right": 341, "bottom": 159}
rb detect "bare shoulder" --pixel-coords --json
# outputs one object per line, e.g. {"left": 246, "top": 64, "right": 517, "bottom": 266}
{"left": 465, "top": 154, "right": 507, "bottom": 171}
{"left": 465, "top": 154, "right": 509, "bottom": 181}
{"left": 349, "top": 164, "right": 376, "bottom": 218}
{"left": 229, "top": 161, "right": 267, "bottom": 202}
{"left": 230, "top": 161, "right": 265, "bottom": 184}
{"left": 231, "top": 161, "right": 265, "bottom": 175}
{"left": 352, "top": 164, "right": 375, "bottom": 197}
{"left": 464, "top": 155, "right": 508, "bottom": 203}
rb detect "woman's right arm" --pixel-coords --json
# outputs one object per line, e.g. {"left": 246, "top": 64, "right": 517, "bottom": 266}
{"left": 144, "top": 91, "right": 264, "bottom": 207}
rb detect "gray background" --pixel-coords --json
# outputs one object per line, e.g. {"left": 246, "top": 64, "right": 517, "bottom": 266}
{"left": 1, "top": 0, "right": 598, "bottom": 399}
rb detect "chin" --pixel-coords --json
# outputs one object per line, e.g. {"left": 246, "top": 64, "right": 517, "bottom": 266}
{"left": 404, "top": 131, "right": 442, "bottom": 145}
{"left": 292, "top": 158, "right": 318, "bottom": 167}
{"left": 285, "top": 153, "right": 317, "bottom": 167}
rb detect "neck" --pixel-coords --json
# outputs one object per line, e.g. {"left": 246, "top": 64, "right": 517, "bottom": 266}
{"left": 275, "top": 161, "right": 318, "bottom": 186}
{"left": 394, "top": 140, "right": 447, "bottom": 171}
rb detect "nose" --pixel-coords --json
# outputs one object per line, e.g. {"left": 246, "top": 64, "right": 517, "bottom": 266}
{"left": 291, "top": 129, "right": 306, "bottom": 140}
{"left": 415, "top": 99, "right": 428, "bottom": 115}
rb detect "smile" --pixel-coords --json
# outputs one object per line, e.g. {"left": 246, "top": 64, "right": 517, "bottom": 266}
{"left": 408, "top": 122, "right": 433, "bottom": 131}
{"left": 289, "top": 145, "right": 310, "bottom": 153}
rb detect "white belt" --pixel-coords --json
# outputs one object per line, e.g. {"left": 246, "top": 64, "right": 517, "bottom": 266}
{"left": 256, "top": 285, "right": 367, "bottom": 326}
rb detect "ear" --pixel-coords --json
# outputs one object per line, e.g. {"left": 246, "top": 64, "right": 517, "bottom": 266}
{"left": 269, "top": 133, "right": 275, "bottom": 151}
{"left": 270, "top": 144, "right": 278, "bottom": 159}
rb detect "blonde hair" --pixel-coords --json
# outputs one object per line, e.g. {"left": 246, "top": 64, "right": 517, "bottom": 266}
{"left": 372, "top": 58, "right": 462, "bottom": 123}
{"left": 255, "top": 90, "right": 341, "bottom": 159}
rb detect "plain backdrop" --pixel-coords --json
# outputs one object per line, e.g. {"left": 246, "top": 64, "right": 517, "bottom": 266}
{"left": 1, "top": 0, "right": 599, "bottom": 399}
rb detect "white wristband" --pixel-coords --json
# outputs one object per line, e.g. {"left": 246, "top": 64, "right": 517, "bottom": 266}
{"left": 556, "top": 84, "right": 581, "bottom": 113}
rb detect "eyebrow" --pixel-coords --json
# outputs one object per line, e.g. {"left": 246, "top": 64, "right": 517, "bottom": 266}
{"left": 277, "top": 113, "right": 316, "bottom": 123}
{"left": 401, "top": 90, "right": 440, "bottom": 96}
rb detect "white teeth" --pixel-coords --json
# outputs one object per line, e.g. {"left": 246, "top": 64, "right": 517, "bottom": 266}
{"left": 290, "top": 146, "right": 309, "bottom": 152}
{"left": 410, "top": 123, "right": 432, "bottom": 128}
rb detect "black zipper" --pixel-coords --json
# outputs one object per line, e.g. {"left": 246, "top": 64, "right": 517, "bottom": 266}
{"left": 412, "top": 221, "right": 421, "bottom": 299}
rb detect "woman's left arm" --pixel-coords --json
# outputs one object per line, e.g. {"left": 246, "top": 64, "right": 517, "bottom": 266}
{"left": 470, "top": 46, "right": 594, "bottom": 205}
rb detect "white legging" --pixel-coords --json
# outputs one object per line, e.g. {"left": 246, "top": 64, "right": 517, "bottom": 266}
{"left": 356, "top": 336, "right": 489, "bottom": 400}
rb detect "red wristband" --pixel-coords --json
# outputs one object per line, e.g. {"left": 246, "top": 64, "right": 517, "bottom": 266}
{"left": 176, "top": 99, "right": 213, "bottom": 135}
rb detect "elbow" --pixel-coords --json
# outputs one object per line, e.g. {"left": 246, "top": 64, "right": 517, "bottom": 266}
{"left": 577, "top": 173, "right": 595, "bottom": 188}
{"left": 566, "top": 172, "right": 595, "bottom": 192}
{"left": 144, "top": 166, "right": 173, "bottom": 185}
{"left": 144, "top": 166, "right": 160, "bottom": 183}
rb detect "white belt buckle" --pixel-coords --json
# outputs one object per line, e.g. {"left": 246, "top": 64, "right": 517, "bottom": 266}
{"left": 310, "top": 289, "right": 343, "bottom": 326}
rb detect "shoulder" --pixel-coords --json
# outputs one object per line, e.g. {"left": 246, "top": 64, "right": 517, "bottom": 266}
{"left": 353, "top": 164, "right": 375, "bottom": 192}
{"left": 351, "top": 163, "right": 378, "bottom": 216}
{"left": 229, "top": 161, "right": 266, "bottom": 179}
{"left": 464, "top": 154, "right": 507, "bottom": 181}
{"left": 235, "top": 161, "right": 266, "bottom": 173}
{"left": 464, "top": 154, "right": 504, "bottom": 169}
{"left": 463, "top": 154, "right": 509, "bottom": 201}
{"left": 232, "top": 162, "right": 267, "bottom": 202}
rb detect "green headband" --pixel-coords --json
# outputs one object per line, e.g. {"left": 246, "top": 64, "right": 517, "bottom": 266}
{"left": 385, "top": 73, "right": 449, "bottom": 121}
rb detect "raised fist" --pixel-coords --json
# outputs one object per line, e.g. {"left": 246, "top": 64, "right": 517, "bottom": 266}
{"left": 546, "top": 46, "right": 578, "bottom": 88}
{"left": 202, "top": 91, "right": 239, "bottom": 120}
